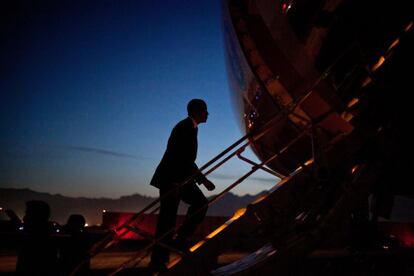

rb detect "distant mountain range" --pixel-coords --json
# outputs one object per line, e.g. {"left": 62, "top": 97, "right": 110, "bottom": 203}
{"left": 0, "top": 188, "right": 263, "bottom": 225}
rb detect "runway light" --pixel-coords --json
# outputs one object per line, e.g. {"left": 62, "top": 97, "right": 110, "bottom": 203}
{"left": 282, "top": 3, "right": 288, "bottom": 13}
{"left": 281, "top": 2, "right": 292, "bottom": 13}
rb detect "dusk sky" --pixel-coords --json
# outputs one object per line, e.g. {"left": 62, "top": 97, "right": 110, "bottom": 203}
{"left": 1, "top": 0, "right": 279, "bottom": 199}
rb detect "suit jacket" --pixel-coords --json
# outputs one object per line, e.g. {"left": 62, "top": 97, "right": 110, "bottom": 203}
{"left": 150, "top": 117, "right": 206, "bottom": 189}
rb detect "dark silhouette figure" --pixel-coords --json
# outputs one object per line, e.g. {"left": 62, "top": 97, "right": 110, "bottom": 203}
{"left": 60, "top": 214, "right": 90, "bottom": 275}
{"left": 149, "top": 99, "right": 215, "bottom": 271}
{"left": 16, "top": 200, "right": 59, "bottom": 276}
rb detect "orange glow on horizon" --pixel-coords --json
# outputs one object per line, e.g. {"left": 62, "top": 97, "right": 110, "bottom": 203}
{"left": 293, "top": 166, "right": 303, "bottom": 174}
{"left": 190, "top": 208, "right": 247, "bottom": 252}
{"left": 351, "top": 165, "right": 359, "bottom": 174}
{"left": 362, "top": 77, "right": 372, "bottom": 87}
{"left": 304, "top": 159, "right": 314, "bottom": 166}
{"left": 252, "top": 194, "right": 268, "bottom": 205}
{"left": 387, "top": 39, "right": 400, "bottom": 52}
{"left": 207, "top": 224, "right": 228, "bottom": 239}
{"left": 231, "top": 208, "right": 247, "bottom": 220}
{"left": 167, "top": 256, "right": 182, "bottom": 268}
{"left": 341, "top": 112, "right": 354, "bottom": 122}
{"left": 190, "top": 240, "right": 206, "bottom": 252}
{"left": 405, "top": 22, "right": 413, "bottom": 32}
{"left": 372, "top": 56, "right": 385, "bottom": 71}
{"left": 347, "top": 98, "right": 359, "bottom": 108}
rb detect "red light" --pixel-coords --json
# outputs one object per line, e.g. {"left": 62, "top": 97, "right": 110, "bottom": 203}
{"left": 102, "top": 211, "right": 229, "bottom": 240}
{"left": 282, "top": 3, "right": 287, "bottom": 13}
{"left": 379, "top": 222, "right": 414, "bottom": 248}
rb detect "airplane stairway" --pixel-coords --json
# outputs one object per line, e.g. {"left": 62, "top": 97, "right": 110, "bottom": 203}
{"left": 72, "top": 79, "right": 353, "bottom": 276}
{"left": 165, "top": 128, "right": 376, "bottom": 275}
{"left": 162, "top": 13, "right": 413, "bottom": 276}
{"left": 70, "top": 2, "right": 413, "bottom": 273}
{"left": 75, "top": 49, "right": 390, "bottom": 276}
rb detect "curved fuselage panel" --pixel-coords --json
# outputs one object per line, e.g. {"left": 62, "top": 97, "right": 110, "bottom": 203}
{"left": 223, "top": 0, "right": 413, "bottom": 177}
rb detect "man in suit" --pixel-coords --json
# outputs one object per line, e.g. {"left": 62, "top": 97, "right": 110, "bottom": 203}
{"left": 149, "top": 99, "right": 215, "bottom": 271}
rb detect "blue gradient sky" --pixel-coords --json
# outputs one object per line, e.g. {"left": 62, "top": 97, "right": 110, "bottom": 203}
{"left": 1, "top": 0, "right": 278, "bottom": 198}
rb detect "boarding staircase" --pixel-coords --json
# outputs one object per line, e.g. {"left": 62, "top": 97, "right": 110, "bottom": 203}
{"left": 70, "top": 10, "right": 412, "bottom": 276}
{"left": 70, "top": 82, "right": 369, "bottom": 276}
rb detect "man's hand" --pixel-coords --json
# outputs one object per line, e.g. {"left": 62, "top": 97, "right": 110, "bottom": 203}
{"left": 202, "top": 179, "right": 215, "bottom": 191}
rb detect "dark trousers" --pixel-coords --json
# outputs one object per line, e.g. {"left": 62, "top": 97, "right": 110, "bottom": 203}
{"left": 150, "top": 182, "right": 208, "bottom": 265}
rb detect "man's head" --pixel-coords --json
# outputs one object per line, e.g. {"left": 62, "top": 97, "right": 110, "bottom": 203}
{"left": 66, "top": 214, "right": 86, "bottom": 233}
{"left": 187, "top": 99, "right": 208, "bottom": 124}
{"left": 23, "top": 200, "right": 51, "bottom": 231}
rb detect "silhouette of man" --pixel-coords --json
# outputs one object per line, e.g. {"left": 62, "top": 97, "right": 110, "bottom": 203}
{"left": 60, "top": 214, "right": 90, "bottom": 275}
{"left": 16, "top": 200, "right": 58, "bottom": 276}
{"left": 149, "top": 99, "right": 215, "bottom": 271}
